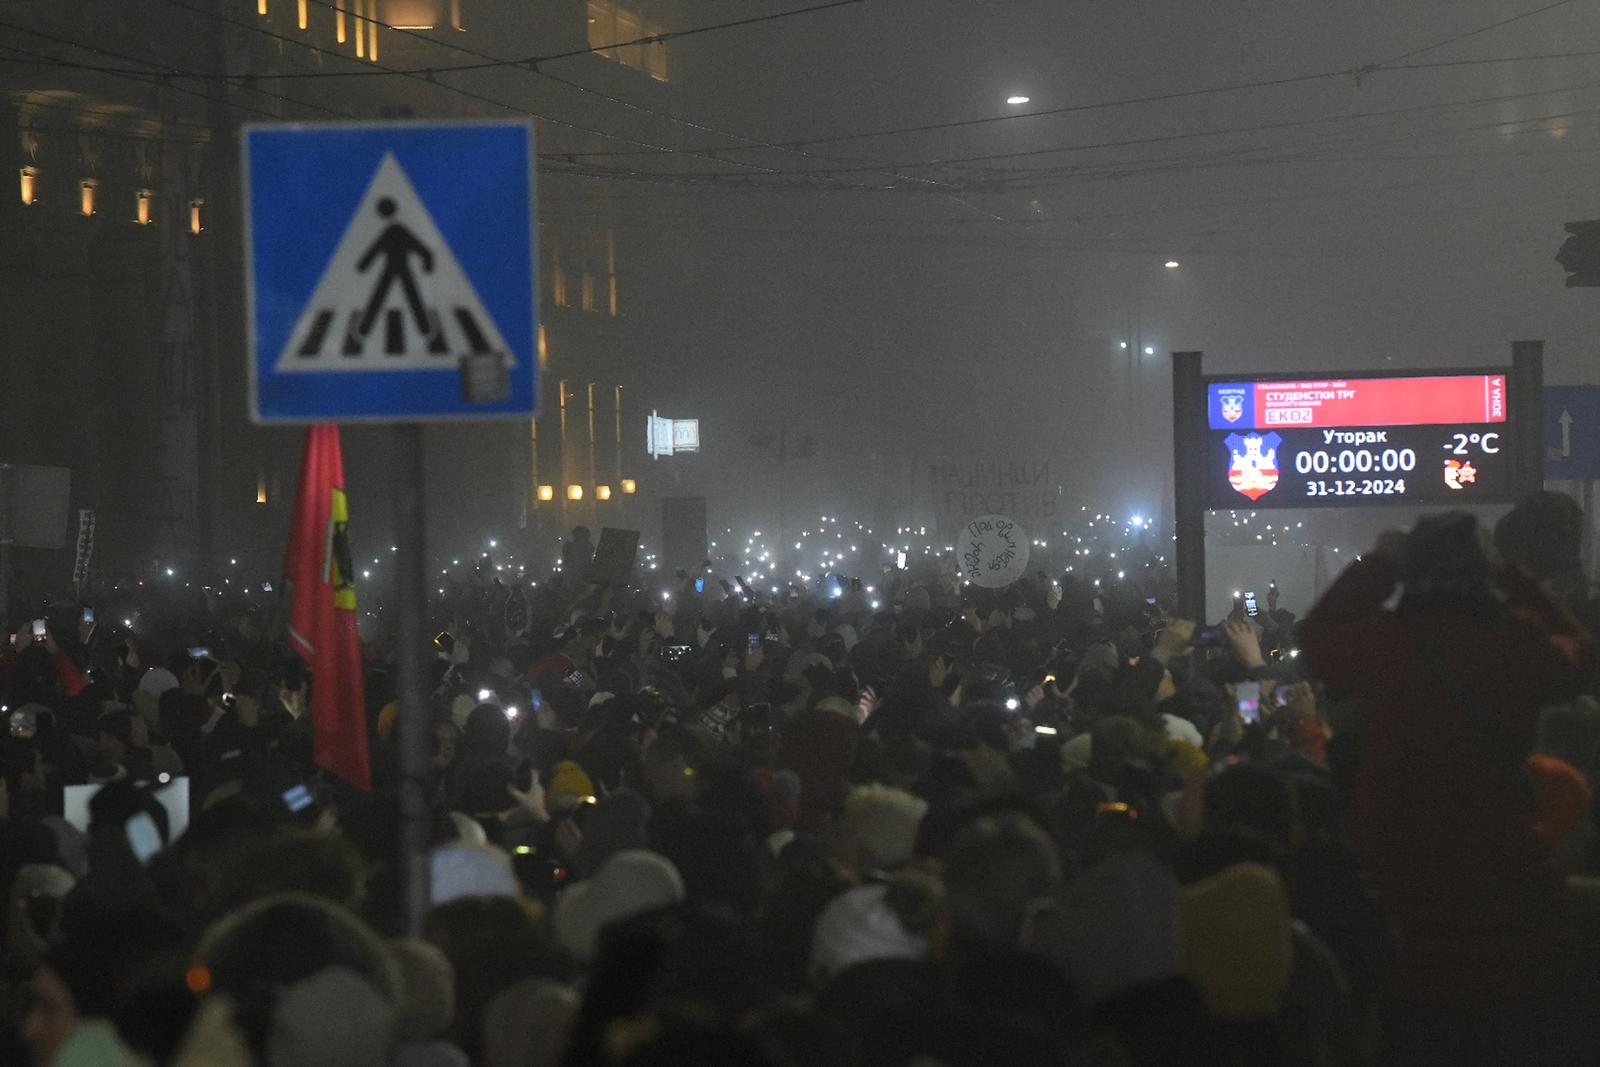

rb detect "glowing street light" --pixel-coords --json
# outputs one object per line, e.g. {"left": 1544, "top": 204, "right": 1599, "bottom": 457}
{"left": 1164, "top": 260, "right": 1180, "bottom": 269}
{"left": 1006, "top": 95, "right": 1030, "bottom": 105}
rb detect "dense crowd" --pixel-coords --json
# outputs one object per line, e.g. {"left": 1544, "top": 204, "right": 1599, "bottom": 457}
{"left": 3, "top": 491, "right": 1600, "bottom": 1066}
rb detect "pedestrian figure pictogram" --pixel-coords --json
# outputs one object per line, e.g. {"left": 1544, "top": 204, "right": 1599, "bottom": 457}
{"left": 357, "top": 196, "right": 433, "bottom": 339}
{"left": 272, "top": 153, "right": 515, "bottom": 373}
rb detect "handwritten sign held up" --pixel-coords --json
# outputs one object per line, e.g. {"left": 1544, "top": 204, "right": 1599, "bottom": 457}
{"left": 960, "top": 514, "right": 1030, "bottom": 589}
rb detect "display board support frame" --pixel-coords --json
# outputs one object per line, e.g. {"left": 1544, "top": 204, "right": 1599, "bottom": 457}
{"left": 1171, "top": 343, "right": 1544, "bottom": 623}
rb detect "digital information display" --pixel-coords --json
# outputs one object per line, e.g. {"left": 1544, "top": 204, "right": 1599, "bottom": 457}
{"left": 1203, "top": 372, "right": 1513, "bottom": 509}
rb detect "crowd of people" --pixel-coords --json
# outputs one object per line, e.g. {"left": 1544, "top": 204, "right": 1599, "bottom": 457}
{"left": 2, "top": 491, "right": 1600, "bottom": 1066}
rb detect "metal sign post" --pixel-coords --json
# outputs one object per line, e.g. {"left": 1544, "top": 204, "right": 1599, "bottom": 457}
{"left": 1172, "top": 352, "right": 1207, "bottom": 621}
{"left": 243, "top": 119, "right": 538, "bottom": 935}
{"left": 393, "top": 426, "right": 431, "bottom": 936}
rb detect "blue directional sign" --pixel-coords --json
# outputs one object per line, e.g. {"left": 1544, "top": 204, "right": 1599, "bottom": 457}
{"left": 1544, "top": 385, "right": 1600, "bottom": 480}
{"left": 244, "top": 120, "right": 536, "bottom": 423}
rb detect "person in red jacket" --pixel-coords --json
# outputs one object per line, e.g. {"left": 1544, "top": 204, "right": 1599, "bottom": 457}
{"left": 1299, "top": 513, "right": 1595, "bottom": 1064}
{"left": 0, "top": 622, "right": 86, "bottom": 704}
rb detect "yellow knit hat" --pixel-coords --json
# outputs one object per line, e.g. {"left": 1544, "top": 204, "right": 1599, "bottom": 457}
{"left": 1179, "top": 862, "right": 1291, "bottom": 1019}
{"left": 546, "top": 761, "right": 596, "bottom": 806}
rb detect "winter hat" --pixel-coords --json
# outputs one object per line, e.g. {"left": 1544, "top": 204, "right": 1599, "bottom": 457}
{"left": 430, "top": 842, "right": 520, "bottom": 905}
{"left": 1031, "top": 850, "right": 1181, "bottom": 1006}
{"left": 447, "top": 812, "right": 488, "bottom": 846}
{"left": 40, "top": 817, "right": 89, "bottom": 878}
{"left": 388, "top": 939, "right": 456, "bottom": 1042}
{"left": 810, "top": 883, "right": 929, "bottom": 982}
{"left": 1178, "top": 862, "right": 1291, "bottom": 1019}
{"left": 481, "top": 978, "right": 579, "bottom": 1067}
{"left": 266, "top": 965, "right": 396, "bottom": 1067}
{"left": 545, "top": 761, "right": 596, "bottom": 806}
{"left": 1528, "top": 754, "right": 1593, "bottom": 852}
{"left": 137, "top": 667, "right": 180, "bottom": 699}
{"left": 552, "top": 849, "right": 685, "bottom": 962}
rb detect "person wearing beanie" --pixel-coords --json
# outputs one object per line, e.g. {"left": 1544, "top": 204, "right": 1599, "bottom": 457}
{"left": 1178, "top": 861, "right": 1292, "bottom": 1020}
{"left": 430, "top": 841, "right": 521, "bottom": 906}
{"left": 809, "top": 881, "right": 932, "bottom": 984}
{"left": 1527, "top": 754, "right": 1594, "bottom": 859}
{"left": 552, "top": 849, "right": 685, "bottom": 963}
{"left": 390, "top": 939, "right": 469, "bottom": 1067}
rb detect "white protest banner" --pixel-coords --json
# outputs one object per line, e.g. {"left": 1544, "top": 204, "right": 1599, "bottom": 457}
{"left": 959, "top": 514, "right": 1029, "bottom": 589}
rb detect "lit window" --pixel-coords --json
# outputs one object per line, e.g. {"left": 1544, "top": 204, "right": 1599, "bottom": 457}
{"left": 18, "top": 165, "right": 37, "bottom": 205}
{"left": 79, "top": 179, "right": 96, "bottom": 217}
{"left": 537, "top": 484, "right": 555, "bottom": 502}
{"left": 586, "top": 0, "right": 668, "bottom": 80}
{"left": 135, "top": 189, "right": 153, "bottom": 225}
{"left": 607, "top": 230, "right": 619, "bottom": 316}
{"left": 189, "top": 198, "right": 204, "bottom": 234}
{"left": 580, "top": 272, "right": 596, "bottom": 313}
{"left": 567, "top": 484, "right": 584, "bottom": 501}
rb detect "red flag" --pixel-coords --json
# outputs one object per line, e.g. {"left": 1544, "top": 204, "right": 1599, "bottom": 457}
{"left": 284, "top": 425, "right": 370, "bottom": 790}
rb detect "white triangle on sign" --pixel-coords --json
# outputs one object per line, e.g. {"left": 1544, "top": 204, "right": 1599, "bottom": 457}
{"left": 274, "top": 153, "right": 516, "bottom": 373}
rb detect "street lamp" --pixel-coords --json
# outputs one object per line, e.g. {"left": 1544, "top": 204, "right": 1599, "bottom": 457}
{"left": 1164, "top": 260, "right": 1180, "bottom": 269}
{"left": 1006, "top": 95, "right": 1030, "bottom": 105}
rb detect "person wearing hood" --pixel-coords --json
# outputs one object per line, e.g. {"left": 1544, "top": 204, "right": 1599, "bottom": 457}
{"left": 1300, "top": 514, "right": 1595, "bottom": 1063}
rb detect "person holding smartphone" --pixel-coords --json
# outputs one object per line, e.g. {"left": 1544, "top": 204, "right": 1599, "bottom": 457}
{"left": 0, "top": 621, "right": 87, "bottom": 702}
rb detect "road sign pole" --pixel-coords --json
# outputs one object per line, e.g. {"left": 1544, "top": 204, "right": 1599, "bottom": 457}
{"left": 1585, "top": 479, "right": 1597, "bottom": 578}
{"left": 0, "top": 464, "right": 11, "bottom": 629}
{"left": 393, "top": 424, "right": 432, "bottom": 935}
{"left": 1511, "top": 340, "right": 1545, "bottom": 497}
{"left": 1172, "top": 351, "right": 1207, "bottom": 620}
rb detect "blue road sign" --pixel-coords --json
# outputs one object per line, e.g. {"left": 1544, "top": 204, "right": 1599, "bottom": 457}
{"left": 1545, "top": 385, "right": 1600, "bottom": 480}
{"left": 244, "top": 120, "right": 537, "bottom": 423}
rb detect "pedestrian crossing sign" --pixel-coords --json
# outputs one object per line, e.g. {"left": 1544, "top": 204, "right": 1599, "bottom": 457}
{"left": 243, "top": 120, "right": 537, "bottom": 423}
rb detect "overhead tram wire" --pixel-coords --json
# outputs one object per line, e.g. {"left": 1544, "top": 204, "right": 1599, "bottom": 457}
{"left": 0, "top": 44, "right": 344, "bottom": 125}
{"left": 147, "top": 0, "right": 871, "bottom": 187}
{"left": 287, "top": 0, "right": 952, "bottom": 191}
{"left": 1367, "top": 0, "right": 1582, "bottom": 66}
{"left": 0, "top": 23, "right": 356, "bottom": 120}
{"left": 0, "top": 0, "right": 867, "bottom": 82}
{"left": 568, "top": 0, "right": 1595, "bottom": 158}
{"left": 583, "top": 71, "right": 1600, "bottom": 187}
{"left": 978, "top": 76, "right": 1600, "bottom": 188}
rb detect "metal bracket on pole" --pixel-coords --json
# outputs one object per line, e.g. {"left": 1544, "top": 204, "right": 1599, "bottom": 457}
{"left": 1172, "top": 352, "right": 1207, "bottom": 621}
